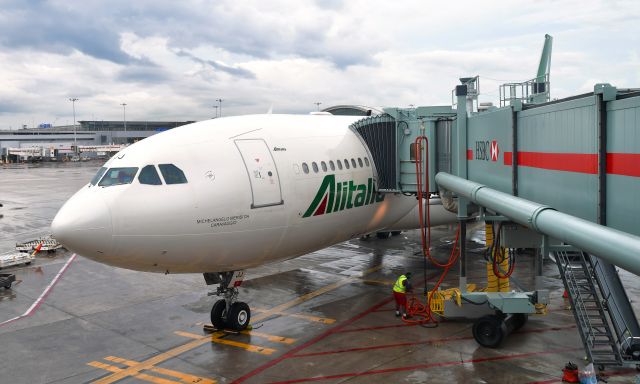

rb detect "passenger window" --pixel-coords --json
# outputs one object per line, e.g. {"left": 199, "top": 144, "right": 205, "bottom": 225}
{"left": 351, "top": 158, "right": 357, "bottom": 168}
{"left": 358, "top": 158, "right": 363, "bottom": 167}
{"left": 337, "top": 160, "right": 343, "bottom": 170}
{"left": 364, "top": 157, "right": 370, "bottom": 167}
{"left": 138, "top": 165, "right": 162, "bottom": 185}
{"left": 344, "top": 159, "right": 350, "bottom": 169}
{"left": 329, "top": 160, "right": 335, "bottom": 171}
{"left": 90, "top": 167, "right": 107, "bottom": 186}
{"left": 321, "top": 161, "right": 327, "bottom": 172}
{"left": 98, "top": 167, "right": 138, "bottom": 187}
{"left": 312, "top": 162, "right": 319, "bottom": 173}
{"left": 302, "top": 162, "right": 309, "bottom": 174}
{"left": 159, "top": 164, "right": 188, "bottom": 184}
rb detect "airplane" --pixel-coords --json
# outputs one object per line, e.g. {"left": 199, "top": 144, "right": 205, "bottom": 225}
{"left": 51, "top": 113, "right": 457, "bottom": 331}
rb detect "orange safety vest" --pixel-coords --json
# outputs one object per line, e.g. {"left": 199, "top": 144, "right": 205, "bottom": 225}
{"left": 393, "top": 275, "right": 407, "bottom": 293}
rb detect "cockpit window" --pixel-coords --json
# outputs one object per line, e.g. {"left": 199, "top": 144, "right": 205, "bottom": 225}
{"left": 158, "top": 164, "right": 188, "bottom": 184}
{"left": 138, "top": 165, "right": 162, "bottom": 185}
{"left": 90, "top": 167, "right": 107, "bottom": 186}
{"left": 98, "top": 167, "right": 138, "bottom": 186}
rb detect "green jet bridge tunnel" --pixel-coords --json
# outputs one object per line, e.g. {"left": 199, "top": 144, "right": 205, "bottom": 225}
{"left": 342, "top": 34, "right": 640, "bottom": 369}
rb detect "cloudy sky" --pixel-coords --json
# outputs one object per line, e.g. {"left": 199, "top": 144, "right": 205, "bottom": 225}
{"left": 0, "top": 0, "right": 638, "bottom": 129}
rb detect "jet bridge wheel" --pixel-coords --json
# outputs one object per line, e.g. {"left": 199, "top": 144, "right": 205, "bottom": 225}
{"left": 472, "top": 315, "right": 507, "bottom": 348}
{"left": 512, "top": 313, "right": 528, "bottom": 331}
{"left": 210, "top": 299, "right": 227, "bottom": 329}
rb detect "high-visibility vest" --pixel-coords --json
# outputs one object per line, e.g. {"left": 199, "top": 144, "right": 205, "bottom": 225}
{"left": 393, "top": 275, "right": 407, "bottom": 293}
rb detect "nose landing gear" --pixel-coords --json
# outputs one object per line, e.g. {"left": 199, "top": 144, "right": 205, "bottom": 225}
{"left": 204, "top": 271, "right": 251, "bottom": 331}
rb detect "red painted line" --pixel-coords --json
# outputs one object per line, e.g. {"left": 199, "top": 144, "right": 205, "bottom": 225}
{"left": 293, "top": 324, "right": 577, "bottom": 358}
{"left": 267, "top": 348, "right": 580, "bottom": 384}
{"left": 504, "top": 151, "right": 513, "bottom": 166}
{"left": 336, "top": 322, "right": 422, "bottom": 333}
{"left": 607, "top": 153, "right": 640, "bottom": 177}
{"left": 517, "top": 152, "right": 598, "bottom": 174}
{"left": 231, "top": 297, "right": 394, "bottom": 383}
{"left": 500, "top": 151, "right": 640, "bottom": 177}
{"left": 0, "top": 254, "right": 77, "bottom": 327}
{"left": 467, "top": 149, "right": 473, "bottom": 160}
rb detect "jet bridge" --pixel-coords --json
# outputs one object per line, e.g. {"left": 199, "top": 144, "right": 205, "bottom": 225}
{"left": 347, "top": 34, "right": 640, "bottom": 368}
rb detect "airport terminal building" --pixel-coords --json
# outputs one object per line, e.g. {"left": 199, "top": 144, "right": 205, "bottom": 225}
{"left": 0, "top": 120, "right": 194, "bottom": 162}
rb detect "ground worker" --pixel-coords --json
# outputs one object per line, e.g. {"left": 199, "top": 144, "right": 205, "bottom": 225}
{"left": 392, "top": 272, "right": 413, "bottom": 318}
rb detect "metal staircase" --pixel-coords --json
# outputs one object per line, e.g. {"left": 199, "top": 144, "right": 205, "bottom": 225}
{"left": 554, "top": 250, "right": 640, "bottom": 366}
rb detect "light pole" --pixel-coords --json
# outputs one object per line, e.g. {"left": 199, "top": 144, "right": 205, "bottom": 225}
{"left": 216, "top": 98, "right": 223, "bottom": 117}
{"left": 69, "top": 98, "right": 78, "bottom": 151}
{"left": 314, "top": 102, "right": 322, "bottom": 111}
{"left": 213, "top": 105, "right": 219, "bottom": 118}
{"left": 120, "top": 103, "right": 127, "bottom": 144}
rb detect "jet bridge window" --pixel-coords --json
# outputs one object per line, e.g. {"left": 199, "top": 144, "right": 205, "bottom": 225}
{"left": 98, "top": 167, "right": 139, "bottom": 187}
{"left": 90, "top": 167, "right": 107, "bottom": 186}
{"left": 138, "top": 165, "right": 162, "bottom": 185}
{"left": 159, "top": 164, "right": 188, "bottom": 184}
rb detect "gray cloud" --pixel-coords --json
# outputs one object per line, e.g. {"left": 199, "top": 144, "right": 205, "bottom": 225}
{"left": 117, "top": 65, "right": 172, "bottom": 84}
{"left": 0, "top": 1, "right": 382, "bottom": 68}
{"left": 174, "top": 50, "right": 255, "bottom": 79}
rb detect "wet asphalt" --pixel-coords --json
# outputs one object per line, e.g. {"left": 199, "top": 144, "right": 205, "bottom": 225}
{"left": 0, "top": 161, "right": 638, "bottom": 383}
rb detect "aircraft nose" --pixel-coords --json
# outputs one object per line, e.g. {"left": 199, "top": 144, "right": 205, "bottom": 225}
{"left": 52, "top": 188, "right": 113, "bottom": 258}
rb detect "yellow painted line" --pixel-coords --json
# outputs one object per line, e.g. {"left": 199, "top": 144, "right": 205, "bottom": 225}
{"left": 93, "top": 264, "right": 382, "bottom": 384}
{"left": 252, "top": 308, "right": 336, "bottom": 324}
{"left": 210, "top": 337, "right": 277, "bottom": 355}
{"left": 176, "top": 330, "right": 296, "bottom": 345}
{"left": 88, "top": 361, "right": 183, "bottom": 384}
{"left": 174, "top": 331, "right": 202, "bottom": 340}
{"left": 240, "top": 330, "right": 296, "bottom": 344}
{"left": 104, "top": 356, "right": 217, "bottom": 384}
{"left": 174, "top": 331, "right": 276, "bottom": 355}
{"left": 361, "top": 279, "right": 394, "bottom": 286}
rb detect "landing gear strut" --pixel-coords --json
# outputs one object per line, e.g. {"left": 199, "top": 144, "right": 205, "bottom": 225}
{"left": 204, "top": 271, "right": 251, "bottom": 331}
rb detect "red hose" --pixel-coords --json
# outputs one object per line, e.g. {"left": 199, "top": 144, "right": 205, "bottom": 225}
{"left": 406, "top": 136, "right": 460, "bottom": 324}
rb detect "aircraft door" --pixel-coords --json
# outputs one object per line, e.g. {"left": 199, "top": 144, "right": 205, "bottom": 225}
{"left": 235, "top": 139, "right": 284, "bottom": 208}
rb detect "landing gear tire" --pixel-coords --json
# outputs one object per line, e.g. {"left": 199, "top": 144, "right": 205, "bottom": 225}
{"left": 210, "top": 299, "right": 227, "bottom": 329}
{"left": 512, "top": 313, "right": 528, "bottom": 331}
{"left": 391, "top": 231, "right": 402, "bottom": 236}
{"left": 227, "top": 302, "right": 251, "bottom": 331}
{"left": 473, "top": 315, "right": 507, "bottom": 348}
{"left": 376, "top": 231, "right": 391, "bottom": 239}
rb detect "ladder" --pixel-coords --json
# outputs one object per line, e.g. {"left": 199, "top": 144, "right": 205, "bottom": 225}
{"left": 554, "top": 250, "right": 622, "bottom": 366}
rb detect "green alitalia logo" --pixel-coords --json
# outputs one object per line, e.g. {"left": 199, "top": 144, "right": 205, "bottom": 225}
{"left": 303, "top": 174, "right": 385, "bottom": 218}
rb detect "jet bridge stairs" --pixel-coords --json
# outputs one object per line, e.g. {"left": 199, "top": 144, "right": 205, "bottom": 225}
{"left": 555, "top": 250, "right": 640, "bottom": 367}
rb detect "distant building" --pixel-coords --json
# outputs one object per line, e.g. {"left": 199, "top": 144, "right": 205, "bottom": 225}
{"left": 0, "top": 120, "right": 194, "bottom": 162}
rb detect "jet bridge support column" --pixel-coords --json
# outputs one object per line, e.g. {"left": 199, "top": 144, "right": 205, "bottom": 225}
{"left": 458, "top": 200, "right": 468, "bottom": 292}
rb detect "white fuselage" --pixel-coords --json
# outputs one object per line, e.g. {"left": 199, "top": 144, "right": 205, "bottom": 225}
{"left": 52, "top": 114, "right": 455, "bottom": 273}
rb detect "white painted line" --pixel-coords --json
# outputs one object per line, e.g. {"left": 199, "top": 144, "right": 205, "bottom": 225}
{"left": 0, "top": 253, "right": 77, "bottom": 327}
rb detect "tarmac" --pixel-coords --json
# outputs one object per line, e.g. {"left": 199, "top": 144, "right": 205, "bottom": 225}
{"left": 0, "top": 161, "right": 638, "bottom": 383}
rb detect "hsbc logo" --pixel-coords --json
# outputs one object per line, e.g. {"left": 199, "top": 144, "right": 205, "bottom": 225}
{"left": 475, "top": 140, "right": 499, "bottom": 162}
{"left": 490, "top": 140, "right": 499, "bottom": 161}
